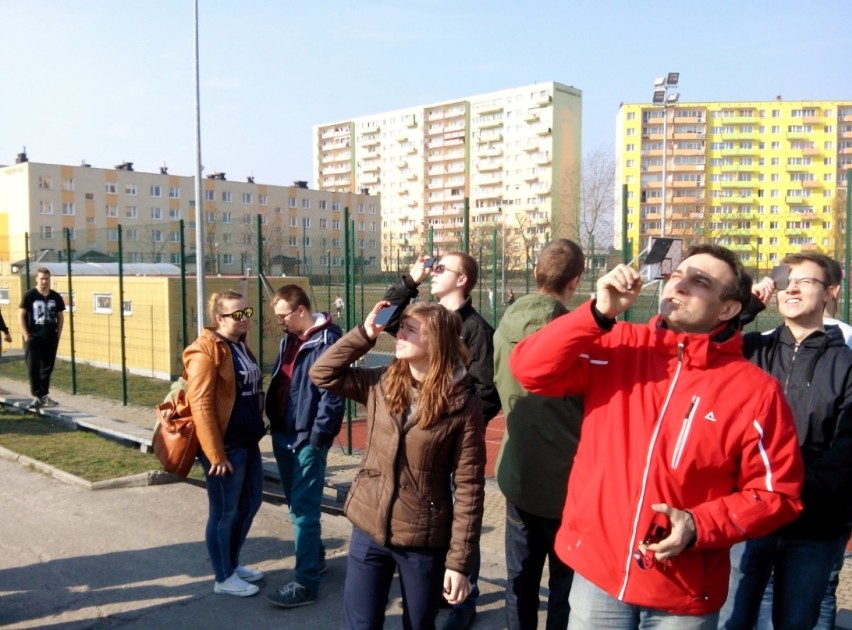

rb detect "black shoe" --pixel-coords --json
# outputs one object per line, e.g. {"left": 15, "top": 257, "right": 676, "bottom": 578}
{"left": 267, "top": 581, "right": 317, "bottom": 608}
{"left": 40, "top": 396, "right": 60, "bottom": 407}
{"left": 442, "top": 608, "right": 476, "bottom": 630}
{"left": 27, "top": 398, "right": 42, "bottom": 411}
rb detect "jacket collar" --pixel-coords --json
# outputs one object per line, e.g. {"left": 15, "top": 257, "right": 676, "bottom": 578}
{"left": 648, "top": 314, "right": 744, "bottom": 369}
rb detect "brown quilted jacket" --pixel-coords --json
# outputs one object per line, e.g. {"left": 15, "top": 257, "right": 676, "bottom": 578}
{"left": 309, "top": 326, "right": 485, "bottom": 574}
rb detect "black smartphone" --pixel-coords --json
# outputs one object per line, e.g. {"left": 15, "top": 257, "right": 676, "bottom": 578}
{"left": 770, "top": 265, "right": 789, "bottom": 291}
{"left": 373, "top": 304, "right": 399, "bottom": 326}
{"left": 642, "top": 512, "right": 671, "bottom": 545}
{"left": 423, "top": 257, "right": 436, "bottom": 269}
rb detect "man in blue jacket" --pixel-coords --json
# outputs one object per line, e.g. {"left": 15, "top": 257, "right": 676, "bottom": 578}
{"left": 265, "top": 285, "right": 344, "bottom": 609}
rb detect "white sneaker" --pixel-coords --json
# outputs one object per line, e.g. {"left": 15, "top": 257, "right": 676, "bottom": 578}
{"left": 235, "top": 565, "right": 264, "bottom": 583}
{"left": 213, "top": 573, "right": 259, "bottom": 597}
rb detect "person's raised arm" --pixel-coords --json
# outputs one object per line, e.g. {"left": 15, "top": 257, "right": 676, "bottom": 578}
{"left": 594, "top": 264, "right": 643, "bottom": 320}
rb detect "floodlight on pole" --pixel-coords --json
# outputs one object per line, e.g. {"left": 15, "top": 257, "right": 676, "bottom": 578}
{"left": 651, "top": 71, "right": 681, "bottom": 238}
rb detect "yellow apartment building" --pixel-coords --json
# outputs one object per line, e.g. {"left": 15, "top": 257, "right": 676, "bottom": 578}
{"left": 314, "top": 81, "right": 582, "bottom": 271}
{"left": 616, "top": 100, "right": 852, "bottom": 271}
{"left": 0, "top": 153, "right": 380, "bottom": 275}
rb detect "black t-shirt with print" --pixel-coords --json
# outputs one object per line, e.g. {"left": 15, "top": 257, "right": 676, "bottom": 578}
{"left": 20, "top": 289, "right": 66, "bottom": 340}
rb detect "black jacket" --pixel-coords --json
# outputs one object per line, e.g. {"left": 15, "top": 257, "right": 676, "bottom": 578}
{"left": 383, "top": 275, "right": 501, "bottom": 422}
{"left": 743, "top": 325, "right": 852, "bottom": 539}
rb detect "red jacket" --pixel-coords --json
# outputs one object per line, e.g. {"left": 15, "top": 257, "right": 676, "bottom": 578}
{"left": 509, "top": 301, "right": 803, "bottom": 615}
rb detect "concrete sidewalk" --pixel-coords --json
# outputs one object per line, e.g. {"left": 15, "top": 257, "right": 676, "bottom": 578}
{"left": 1, "top": 374, "right": 851, "bottom": 628}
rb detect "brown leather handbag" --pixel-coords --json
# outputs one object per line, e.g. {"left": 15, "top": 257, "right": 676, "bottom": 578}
{"left": 153, "top": 385, "right": 199, "bottom": 477}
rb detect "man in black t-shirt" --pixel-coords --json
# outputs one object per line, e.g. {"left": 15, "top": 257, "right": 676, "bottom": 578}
{"left": 18, "top": 268, "right": 65, "bottom": 410}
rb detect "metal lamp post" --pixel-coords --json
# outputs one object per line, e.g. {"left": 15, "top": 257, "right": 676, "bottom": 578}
{"left": 653, "top": 72, "right": 680, "bottom": 238}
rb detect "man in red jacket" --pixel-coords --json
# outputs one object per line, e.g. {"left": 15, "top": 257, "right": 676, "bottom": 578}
{"left": 509, "top": 244, "right": 804, "bottom": 628}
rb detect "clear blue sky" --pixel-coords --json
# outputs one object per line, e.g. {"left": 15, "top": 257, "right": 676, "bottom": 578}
{"left": 3, "top": 0, "right": 849, "bottom": 186}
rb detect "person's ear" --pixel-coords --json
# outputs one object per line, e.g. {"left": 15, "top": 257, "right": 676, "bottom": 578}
{"left": 718, "top": 299, "right": 742, "bottom": 323}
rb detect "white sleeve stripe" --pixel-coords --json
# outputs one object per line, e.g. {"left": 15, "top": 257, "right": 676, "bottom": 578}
{"left": 752, "top": 419, "right": 774, "bottom": 492}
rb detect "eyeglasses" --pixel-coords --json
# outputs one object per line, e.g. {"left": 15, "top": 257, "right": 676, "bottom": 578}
{"left": 275, "top": 308, "right": 297, "bottom": 322}
{"left": 432, "top": 263, "right": 462, "bottom": 276}
{"left": 219, "top": 307, "right": 254, "bottom": 322}
{"left": 782, "top": 277, "right": 828, "bottom": 290}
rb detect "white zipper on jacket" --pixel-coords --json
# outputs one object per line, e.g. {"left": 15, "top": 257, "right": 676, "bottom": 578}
{"left": 617, "top": 341, "right": 685, "bottom": 602}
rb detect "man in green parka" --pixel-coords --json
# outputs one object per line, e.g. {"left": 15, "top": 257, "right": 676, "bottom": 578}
{"left": 493, "top": 238, "right": 585, "bottom": 630}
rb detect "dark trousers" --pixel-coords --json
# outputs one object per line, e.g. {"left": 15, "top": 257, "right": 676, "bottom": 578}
{"left": 25, "top": 336, "right": 59, "bottom": 398}
{"left": 505, "top": 501, "right": 574, "bottom": 630}
{"left": 344, "top": 527, "right": 445, "bottom": 630}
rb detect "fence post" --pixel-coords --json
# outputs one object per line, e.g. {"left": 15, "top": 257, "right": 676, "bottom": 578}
{"left": 64, "top": 228, "right": 77, "bottom": 394}
{"left": 118, "top": 225, "right": 128, "bottom": 405}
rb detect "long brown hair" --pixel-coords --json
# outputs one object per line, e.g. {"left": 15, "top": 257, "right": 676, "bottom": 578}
{"left": 383, "top": 303, "right": 470, "bottom": 429}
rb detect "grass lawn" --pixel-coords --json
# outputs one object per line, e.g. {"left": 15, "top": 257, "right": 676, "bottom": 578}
{"left": 0, "top": 409, "right": 158, "bottom": 482}
{"left": 1, "top": 356, "right": 170, "bottom": 408}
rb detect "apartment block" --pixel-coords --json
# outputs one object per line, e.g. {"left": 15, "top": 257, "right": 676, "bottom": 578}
{"left": 0, "top": 153, "right": 380, "bottom": 276}
{"left": 616, "top": 100, "right": 852, "bottom": 270}
{"left": 314, "top": 81, "right": 582, "bottom": 271}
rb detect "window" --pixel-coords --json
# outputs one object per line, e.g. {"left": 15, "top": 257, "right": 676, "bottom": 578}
{"left": 221, "top": 191, "right": 232, "bottom": 203}
{"left": 289, "top": 217, "right": 298, "bottom": 227}
{"left": 169, "top": 187, "right": 180, "bottom": 199}
{"left": 303, "top": 218, "right": 312, "bottom": 228}
{"left": 170, "top": 231, "right": 180, "bottom": 242}
{"left": 222, "top": 212, "right": 233, "bottom": 224}
{"left": 332, "top": 201, "right": 340, "bottom": 211}
{"left": 258, "top": 194, "right": 267, "bottom": 205}
{"left": 206, "top": 211, "right": 216, "bottom": 223}
{"left": 39, "top": 201, "right": 54, "bottom": 215}
{"left": 40, "top": 226, "right": 53, "bottom": 239}
{"left": 151, "top": 207, "right": 162, "bottom": 219}
{"left": 223, "top": 254, "right": 234, "bottom": 265}
{"left": 319, "top": 200, "right": 327, "bottom": 210}
{"left": 62, "top": 178, "right": 75, "bottom": 191}
{"left": 105, "top": 182, "right": 117, "bottom": 194}
{"left": 205, "top": 190, "right": 215, "bottom": 201}
{"left": 151, "top": 229, "right": 163, "bottom": 242}
{"left": 125, "top": 183, "right": 137, "bottom": 195}
{"left": 302, "top": 198, "right": 311, "bottom": 209}
{"left": 289, "top": 197, "right": 297, "bottom": 208}
{"left": 169, "top": 208, "right": 180, "bottom": 220}
{"left": 38, "top": 176, "right": 53, "bottom": 190}
{"left": 62, "top": 203, "right": 75, "bottom": 216}
{"left": 242, "top": 192, "right": 252, "bottom": 204}
{"left": 106, "top": 204, "right": 117, "bottom": 217}
{"left": 150, "top": 185, "right": 162, "bottom": 197}
{"left": 125, "top": 206, "right": 138, "bottom": 219}
{"left": 320, "top": 219, "right": 328, "bottom": 229}
{"left": 94, "top": 293, "right": 113, "bottom": 314}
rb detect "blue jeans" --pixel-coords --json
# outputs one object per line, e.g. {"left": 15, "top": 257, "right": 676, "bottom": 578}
{"left": 505, "top": 500, "right": 573, "bottom": 630}
{"left": 272, "top": 435, "right": 328, "bottom": 593}
{"left": 199, "top": 445, "right": 263, "bottom": 582}
{"left": 567, "top": 573, "right": 717, "bottom": 630}
{"left": 344, "top": 527, "right": 445, "bottom": 630}
{"left": 719, "top": 534, "right": 846, "bottom": 630}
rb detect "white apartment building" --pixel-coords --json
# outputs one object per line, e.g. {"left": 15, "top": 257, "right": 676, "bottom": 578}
{"left": 0, "top": 152, "right": 380, "bottom": 276}
{"left": 314, "top": 81, "right": 582, "bottom": 271}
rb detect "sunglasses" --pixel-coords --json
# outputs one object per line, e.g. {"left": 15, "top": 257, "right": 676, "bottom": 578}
{"left": 220, "top": 307, "right": 254, "bottom": 321}
{"left": 275, "top": 308, "right": 297, "bottom": 322}
{"left": 432, "top": 263, "right": 462, "bottom": 276}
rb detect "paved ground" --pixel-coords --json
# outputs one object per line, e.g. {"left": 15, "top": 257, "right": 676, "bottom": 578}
{"left": 1, "top": 373, "right": 851, "bottom": 629}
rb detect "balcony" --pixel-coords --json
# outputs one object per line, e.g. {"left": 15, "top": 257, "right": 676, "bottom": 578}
{"left": 719, "top": 180, "right": 755, "bottom": 189}
{"left": 523, "top": 140, "right": 540, "bottom": 152}
{"left": 533, "top": 152, "right": 551, "bottom": 165}
{"left": 720, "top": 147, "right": 759, "bottom": 157}
{"left": 802, "top": 180, "right": 822, "bottom": 189}
{"left": 801, "top": 147, "right": 822, "bottom": 156}
{"left": 802, "top": 115, "right": 823, "bottom": 124}
{"left": 536, "top": 94, "right": 552, "bottom": 107}
{"left": 480, "top": 147, "right": 503, "bottom": 158}
{"left": 361, "top": 174, "right": 380, "bottom": 185}
{"left": 535, "top": 126, "right": 552, "bottom": 136}
{"left": 362, "top": 163, "right": 380, "bottom": 173}
{"left": 524, "top": 111, "right": 540, "bottom": 123}
{"left": 476, "top": 161, "right": 501, "bottom": 172}
{"left": 477, "top": 118, "right": 503, "bottom": 129}
{"left": 476, "top": 102, "right": 503, "bottom": 115}
{"left": 729, "top": 195, "right": 755, "bottom": 204}
{"left": 785, "top": 196, "right": 810, "bottom": 204}
{"left": 785, "top": 162, "right": 808, "bottom": 172}
{"left": 786, "top": 131, "right": 810, "bottom": 140}
{"left": 720, "top": 116, "right": 758, "bottom": 125}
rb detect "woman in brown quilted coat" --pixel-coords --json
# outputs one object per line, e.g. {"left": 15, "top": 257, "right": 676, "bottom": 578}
{"left": 310, "top": 301, "right": 485, "bottom": 630}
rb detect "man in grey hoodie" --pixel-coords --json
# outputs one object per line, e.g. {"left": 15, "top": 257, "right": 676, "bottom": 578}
{"left": 493, "top": 239, "right": 585, "bottom": 630}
